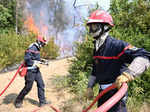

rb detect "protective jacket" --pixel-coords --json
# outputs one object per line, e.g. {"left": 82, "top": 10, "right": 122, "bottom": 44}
{"left": 88, "top": 36, "right": 150, "bottom": 88}
{"left": 24, "top": 43, "right": 40, "bottom": 67}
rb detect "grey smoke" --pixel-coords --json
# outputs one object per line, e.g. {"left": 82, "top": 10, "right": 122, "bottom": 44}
{"left": 24, "top": 0, "right": 102, "bottom": 57}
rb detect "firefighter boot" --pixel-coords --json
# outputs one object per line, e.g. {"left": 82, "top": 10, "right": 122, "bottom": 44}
{"left": 14, "top": 100, "right": 23, "bottom": 108}
{"left": 39, "top": 100, "right": 51, "bottom": 107}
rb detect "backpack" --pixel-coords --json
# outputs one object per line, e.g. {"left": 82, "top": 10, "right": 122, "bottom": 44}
{"left": 19, "top": 63, "right": 27, "bottom": 77}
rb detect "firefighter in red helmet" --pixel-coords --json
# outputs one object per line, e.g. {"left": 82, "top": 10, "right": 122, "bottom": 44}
{"left": 84, "top": 10, "right": 150, "bottom": 112}
{"left": 14, "top": 36, "right": 50, "bottom": 108}
{"left": 36, "top": 36, "right": 47, "bottom": 48}
{"left": 87, "top": 10, "right": 114, "bottom": 40}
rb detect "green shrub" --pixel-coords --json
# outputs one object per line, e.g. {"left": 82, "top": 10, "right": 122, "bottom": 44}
{"left": 41, "top": 37, "right": 60, "bottom": 59}
{"left": 0, "top": 32, "right": 60, "bottom": 71}
{"left": 67, "top": 28, "right": 94, "bottom": 94}
{"left": 0, "top": 0, "right": 16, "bottom": 32}
{"left": 0, "top": 4, "right": 12, "bottom": 28}
{"left": 110, "top": 0, "right": 150, "bottom": 110}
{"left": 0, "top": 32, "right": 35, "bottom": 70}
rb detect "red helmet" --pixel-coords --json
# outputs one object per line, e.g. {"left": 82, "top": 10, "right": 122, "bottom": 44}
{"left": 87, "top": 10, "right": 114, "bottom": 26}
{"left": 37, "top": 36, "right": 46, "bottom": 43}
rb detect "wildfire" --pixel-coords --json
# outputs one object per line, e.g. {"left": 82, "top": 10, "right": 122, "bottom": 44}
{"left": 24, "top": 13, "right": 48, "bottom": 40}
{"left": 24, "top": 14, "right": 39, "bottom": 35}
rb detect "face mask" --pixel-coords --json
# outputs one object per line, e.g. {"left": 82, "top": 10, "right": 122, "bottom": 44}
{"left": 88, "top": 23, "right": 110, "bottom": 40}
{"left": 88, "top": 23, "right": 103, "bottom": 39}
{"left": 89, "top": 24, "right": 102, "bottom": 33}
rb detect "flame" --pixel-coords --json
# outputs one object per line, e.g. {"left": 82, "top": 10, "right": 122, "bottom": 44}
{"left": 24, "top": 13, "right": 48, "bottom": 40}
{"left": 24, "top": 14, "right": 39, "bottom": 35}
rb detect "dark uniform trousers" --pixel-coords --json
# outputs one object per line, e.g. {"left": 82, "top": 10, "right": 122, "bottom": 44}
{"left": 98, "top": 88, "right": 127, "bottom": 112}
{"left": 15, "top": 69, "right": 45, "bottom": 104}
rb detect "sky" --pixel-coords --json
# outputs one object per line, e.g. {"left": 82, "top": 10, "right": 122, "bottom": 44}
{"left": 75, "top": 0, "right": 110, "bottom": 11}
{"left": 97, "top": 0, "right": 110, "bottom": 11}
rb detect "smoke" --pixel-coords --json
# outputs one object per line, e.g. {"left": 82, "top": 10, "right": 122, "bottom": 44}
{"left": 24, "top": 0, "right": 108, "bottom": 57}
{"left": 25, "top": 0, "right": 54, "bottom": 39}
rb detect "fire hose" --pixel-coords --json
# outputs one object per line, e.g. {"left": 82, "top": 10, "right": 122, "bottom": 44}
{"left": 0, "top": 62, "right": 24, "bottom": 96}
{"left": 83, "top": 83, "right": 128, "bottom": 112}
{"left": 0, "top": 63, "right": 128, "bottom": 112}
{"left": 32, "top": 83, "right": 128, "bottom": 112}
{"left": 0, "top": 60, "right": 49, "bottom": 97}
{"left": 0, "top": 62, "right": 128, "bottom": 112}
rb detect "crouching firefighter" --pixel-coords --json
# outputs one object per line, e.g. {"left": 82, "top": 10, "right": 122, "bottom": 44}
{"left": 84, "top": 10, "right": 150, "bottom": 112}
{"left": 14, "top": 36, "right": 50, "bottom": 108}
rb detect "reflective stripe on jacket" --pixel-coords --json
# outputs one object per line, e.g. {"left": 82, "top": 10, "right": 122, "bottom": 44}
{"left": 89, "top": 36, "right": 150, "bottom": 87}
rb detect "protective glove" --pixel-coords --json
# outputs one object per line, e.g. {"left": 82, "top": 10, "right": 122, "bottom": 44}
{"left": 40, "top": 58, "right": 47, "bottom": 62}
{"left": 115, "top": 72, "right": 134, "bottom": 89}
{"left": 40, "top": 59, "right": 49, "bottom": 66}
{"left": 33, "top": 61, "right": 42, "bottom": 68}
{"left": 84, "top": 88, "right": 94, "bottom": 100}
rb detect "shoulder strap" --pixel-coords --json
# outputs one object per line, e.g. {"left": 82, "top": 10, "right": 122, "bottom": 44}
{"left": 93, "top": 45, "right": 131, "bottom": 60}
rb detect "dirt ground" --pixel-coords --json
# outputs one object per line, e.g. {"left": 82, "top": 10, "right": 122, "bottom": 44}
{"left": 0, "top": 58, "right": 77, "bottom": 112}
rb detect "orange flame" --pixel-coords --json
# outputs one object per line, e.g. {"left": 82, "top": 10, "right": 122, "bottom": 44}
{"left": 24, "top": 13, "right": 49, "bottom": 40}
{"left": 24, "top": 14, "right": 39, "bottom": 35}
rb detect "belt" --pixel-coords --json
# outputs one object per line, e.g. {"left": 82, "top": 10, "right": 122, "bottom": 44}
{"left": 100, "top": 83, "right": 112, "bottom": 90}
